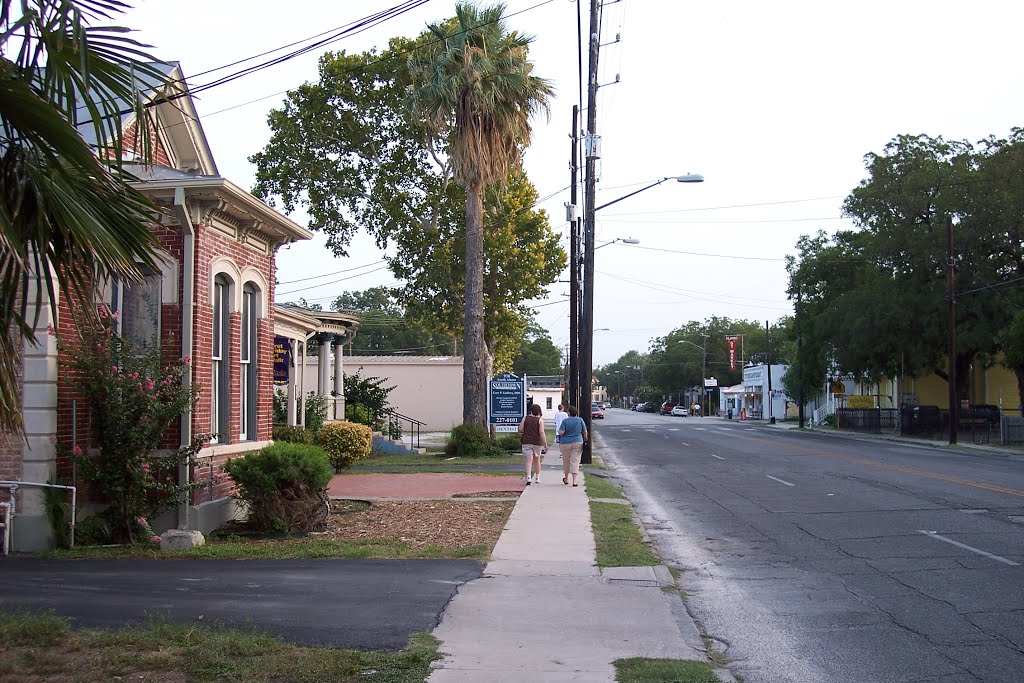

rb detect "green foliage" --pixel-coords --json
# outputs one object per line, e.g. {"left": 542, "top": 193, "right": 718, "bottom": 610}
{"left": 0, "top": 1, "right": 170, "bottom": 435}
{"left": 788, "top": 131, "right": 1024, "bottom": 401}
{"left": 223, "top": 443, "right": 334, "bottom": 534}
{"left": 512, "top": 320, "right": 563, "bottom": 376}
{"left": 273, "top": 388, "right": 287, "bottom": 425}
{"left": 333, "top": 287, "right": 454, "bottom": 355}
{"left": 315, "top": 422, "right": 374, "bottom": 470}
{"left": 445, "top": 424, "right": 504, "bottom": 458}
{"left": 272, "top": 424, "right": 315, "bottom": 444}
{"left": 41, "top": 480, "right": 71, "bottom": 549}
{"left": 56, "top": 308, "right": 205, "bottom": 543}
{"left": 496, "top": 434, "right": 521, "bottom": 451}
{"left": 303, "top": 392, "right": 329, "bottom": 433}
{"left": 74, "top": 508, "right": 117, "bottom": 546}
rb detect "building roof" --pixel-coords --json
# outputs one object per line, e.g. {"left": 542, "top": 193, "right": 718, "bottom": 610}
{"left": 345, "top": 355, "right": 462, "bottom": 365}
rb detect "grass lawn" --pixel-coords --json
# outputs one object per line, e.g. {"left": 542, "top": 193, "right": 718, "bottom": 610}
{"left": 0, "top": 611, "right": 440, "bottom": 683}
{"left": 582, "top": 471, "right": 659, "bottom": 567}
{"left": 614, "top": 657, "right": 723, "bottom": 682}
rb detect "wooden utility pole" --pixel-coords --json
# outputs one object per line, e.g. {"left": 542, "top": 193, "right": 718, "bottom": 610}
{"left": 568, "top": 105, "right": 579, "bottom": 411}
{"left": 580, "top": 0, "right": 599, "bottom": 464}
{"left": 797, "top": 289, "right": 805, "bottom": 429}
{"left": 947, "top": 216, "right": 958, "bottom": 445}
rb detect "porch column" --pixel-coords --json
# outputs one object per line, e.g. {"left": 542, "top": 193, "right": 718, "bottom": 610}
{"left": 332, "top": 334, "right": 345, "bottom": 420}
{"left": 286, "top": 338, "right": 297, "bottom": 426}
{"left": 317, "top": 333, "right": 330, "bottom": 404}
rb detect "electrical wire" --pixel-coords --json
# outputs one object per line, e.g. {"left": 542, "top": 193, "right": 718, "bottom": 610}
{"left": 277, "top": 259, "right": 388, "bottom": 285}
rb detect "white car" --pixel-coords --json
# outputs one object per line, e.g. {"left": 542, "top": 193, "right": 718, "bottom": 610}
{"left": 670, "top": 405, "right": 689, "bottom": 417}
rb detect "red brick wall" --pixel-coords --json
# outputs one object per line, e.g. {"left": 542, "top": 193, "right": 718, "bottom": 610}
{"left": 123, "top": 118, "right": 173, "bottom": 168}
{"left": 190, "top": 223, "right": 275, "bottom": 446}
{"left": 0, "top": 329, "right": 23, "bottom": 483}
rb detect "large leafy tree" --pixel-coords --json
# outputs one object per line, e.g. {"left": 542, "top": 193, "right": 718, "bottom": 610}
{"left": 408, "top": 1, "right": 553, "bottom": 426}
{"left": 788, "top": 132, "right": 1024, "bottom": 403}
{"left": 512, "top": 320, "right": 562, "bottom": 377}
{"left": 0, "top": 1, "right": 167, "bottom": 434}
{"left": 330, "top": 287, "right": 455, "bottom": 355}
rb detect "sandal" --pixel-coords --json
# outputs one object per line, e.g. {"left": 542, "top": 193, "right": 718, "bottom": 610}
{"left": 562, "top": 476, "right": 568, "bottom": 485}
{"left": 572, "top": 483, "right": 579, "bottom": 487}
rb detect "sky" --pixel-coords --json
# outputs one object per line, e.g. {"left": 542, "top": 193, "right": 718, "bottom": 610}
{"left": 120, "top": 0, "right": 1024, "bottom": 366}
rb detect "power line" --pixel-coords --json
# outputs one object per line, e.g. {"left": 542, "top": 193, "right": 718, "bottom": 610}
{"left": 598, "top": 195, "right": 845, "bottom": 217}
{"left": 277, "top": 259, "right": 388, "bottom": 285}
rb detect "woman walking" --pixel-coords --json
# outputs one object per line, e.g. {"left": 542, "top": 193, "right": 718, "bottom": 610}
{"left": 557, "top": 405, "right": 588, "bottom": 487}
{"left": 517, "top": 403, "right": 547, "bottom": 485}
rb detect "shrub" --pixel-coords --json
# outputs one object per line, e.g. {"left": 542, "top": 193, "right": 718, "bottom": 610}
{"left": 55, "top": 305, "right": 205, "bottom": 543}
{"left": 496, "top": 434, "right": 521, "bottom": 451}
{"left": 315, "top": 422, "right": 373, "bottom": 471}
{"left": 303, "top": 392, "right": 328, "bottom": 433}
{"left": 273, "top": 388, "right": 287, "bottom": 425}
{"left": 223, "top": 443, "right": 334, "bottom": 534}
{"left": 445, "top": 424, "right": 504, "bottom": 458}
{"left": 272, "top": 424, "right": 314, "bottom": 444}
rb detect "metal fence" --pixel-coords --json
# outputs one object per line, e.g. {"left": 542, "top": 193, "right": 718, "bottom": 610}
{"left": 836, "top": 405, "right": 1016, "bottom": 445}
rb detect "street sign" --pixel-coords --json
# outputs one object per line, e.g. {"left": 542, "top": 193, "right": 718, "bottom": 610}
{"left": 488, "top": 372, "right": 525, "bottom": 433}
{"left": 705, "top": 387, "right": 715, "bottom": 394}
{"left": 704, "top": 377, "right": 718, "bottom": 387}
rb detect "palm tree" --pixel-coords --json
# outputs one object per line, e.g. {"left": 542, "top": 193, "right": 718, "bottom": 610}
{"left": 408, "top": 1, "right": 552, "bottom": 427}
{"left": 0, "top": 1, "right": 167, "bottom": 434}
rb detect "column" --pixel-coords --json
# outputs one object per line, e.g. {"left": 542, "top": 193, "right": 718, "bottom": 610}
{"left": 332, "top": 334, "right": 345, "bottom": 420}
{"left": 286, "top": 338, "right": 297, "bottom": 426}
{"left": 317, "top": 333, "right": 330, "bottom": 407}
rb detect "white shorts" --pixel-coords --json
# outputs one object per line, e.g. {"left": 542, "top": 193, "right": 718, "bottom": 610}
{"left": 522, "top": 444, "right": 543, "bottom": 458}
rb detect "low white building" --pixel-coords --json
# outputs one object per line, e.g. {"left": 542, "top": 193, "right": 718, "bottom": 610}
{"left": 741, "top": 364, "right": 790, "bottom": 421}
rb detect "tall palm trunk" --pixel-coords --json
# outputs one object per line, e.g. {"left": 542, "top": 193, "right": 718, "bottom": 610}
{"left": 463, "top": 182, "right": 487, "bottom": 426}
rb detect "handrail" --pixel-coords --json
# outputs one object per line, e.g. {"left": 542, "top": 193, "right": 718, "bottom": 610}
{"left": 0, "top": 480, "right": 77, "bottom": 554}
{"left": 347, "top": 403, "right": 426, "bottom": 451}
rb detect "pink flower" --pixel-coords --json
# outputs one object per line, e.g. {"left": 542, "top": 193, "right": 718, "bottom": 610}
{"left": 131, "top": 372, "right": 139, "bottom": 380}
{"left": 111, "top": 365, "right": 119, "bottom": 373}
{"left": 180, "top": 356, "right": 192, "bottom": 366}
{"left": 72, "top": 444, "right": 83, "bottom": 457}
{"left": 47, "top": 324, "right": 56, "bottom": 337}
{"left": 141, "top": 463, "right": 150, "bottom": 473}
{"left": 111, "top": 311, "right": 119, "bottom": 320}
{"left": 150, "top": 535, "right": 161, "bottom": 544}
{"left": 98, "top": 306, "right": 109, "bottom": 319}
{"left": 118, "top": 374, "right": 125, "bottom": 380}
{"left": 137, "top": 517, "right": 148, "bottom": 526}
{"left": 144, "top": 379, "right": 155, "bottom": 391}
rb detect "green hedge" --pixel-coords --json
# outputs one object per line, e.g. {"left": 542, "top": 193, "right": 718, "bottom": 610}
{"left": 315, "top": 422, "right": 373, "bottom": 471}
{"left": 223, "top": 442, "right": 333, "bottom": 533}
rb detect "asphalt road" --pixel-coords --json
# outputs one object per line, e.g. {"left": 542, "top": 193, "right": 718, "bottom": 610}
{"left": 596, "top": 409, "right": 1024, "bottom": 683}
{"left": 0, "top": 558, "right": 482, "bottom": 650}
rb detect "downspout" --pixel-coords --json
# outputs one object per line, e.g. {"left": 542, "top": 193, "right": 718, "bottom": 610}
{"left": 173, "top": 187, "right": 196, "bottom": 530}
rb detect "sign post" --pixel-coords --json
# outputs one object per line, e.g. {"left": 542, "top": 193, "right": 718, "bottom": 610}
{"left": 489, "top": 372, "right": 526, "bottom": 433}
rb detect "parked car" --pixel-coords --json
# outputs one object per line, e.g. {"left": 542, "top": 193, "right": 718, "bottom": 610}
{"left": 591, "top": 402, "right": 605, "bottom": 419}
{"left": 634, "top": 402, "right": 652, "bottom": 412}
{"left": 660, "top": 402, "right": 676, "bottom": 415}
{"left": 670, "top": 405, "right": 689, "bottom": 417}
{"left": 603, "top": 401, "right": 612, "bottom": 409}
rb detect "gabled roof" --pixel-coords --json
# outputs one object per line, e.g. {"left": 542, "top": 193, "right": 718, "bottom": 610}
{"left": 77, "top": 61, "right": 218, "bottom": 175}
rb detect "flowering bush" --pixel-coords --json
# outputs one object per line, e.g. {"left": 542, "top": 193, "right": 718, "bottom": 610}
{"left": 56, "top": 305, "right": 207, "bottom": 544}
{"left": 315, "top": 421, "right": 373, "bottom": 471}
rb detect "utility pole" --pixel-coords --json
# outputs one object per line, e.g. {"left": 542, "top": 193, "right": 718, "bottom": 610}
{"left": 701, "top": 332, "right": 708, "bottom": 417}
{"left": 797, "top": 289, "right": 805, "bottom": 429}
{"left": 580, "top": 0, "right": 600, "bottom": 464}
{"left": 568, "top": 105, "right": 579, "bottom": 412}
{"left": 766, "top": 320, "right": 774, "bottom": 424}
{"left": 946, "top": 215, "right": 958, "bottom": 445}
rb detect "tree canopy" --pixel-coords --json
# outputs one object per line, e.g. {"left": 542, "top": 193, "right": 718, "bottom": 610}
{"left": 251, "top": 8, "right": 560, "bottom": 426}
{"left": 0, "top": 1, "right": 169, "bottom": 433}
{"left": 787, "top": 131, "right": 1024, "bottom": 402}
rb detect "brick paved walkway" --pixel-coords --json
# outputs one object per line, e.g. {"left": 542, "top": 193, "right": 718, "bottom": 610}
{"left": 328, "top": 472, "right": 526, "bottom": 499}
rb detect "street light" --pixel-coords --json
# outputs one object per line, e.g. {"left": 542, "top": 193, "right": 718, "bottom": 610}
{"left": 594, "top": 237, "right": 639, "bottom": 250}
{"left": 578, "top": 174, "right": 704, "bottom": 463}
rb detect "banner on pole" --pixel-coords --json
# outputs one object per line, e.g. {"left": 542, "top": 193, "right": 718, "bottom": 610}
{"left": 726, "top": 335, "right": 738, "bottom": 371}
{"left": 489, "top": 372, "right": 526, "bottom": 433}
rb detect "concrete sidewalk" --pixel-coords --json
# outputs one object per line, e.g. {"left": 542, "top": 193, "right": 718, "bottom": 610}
{"left": 427, "top": 449, "right": 707, "bottom": 682}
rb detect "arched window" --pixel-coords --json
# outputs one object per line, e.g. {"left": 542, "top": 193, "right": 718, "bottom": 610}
{"left": 211, "top": 274, "right": 231, "bottom": 443}
{"left": 240, "top": 282, "right": 259, "bottom": 441}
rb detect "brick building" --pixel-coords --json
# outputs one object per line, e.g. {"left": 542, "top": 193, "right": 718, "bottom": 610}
{"left": 1, "top": 63, "right": 312, "bottom": 551}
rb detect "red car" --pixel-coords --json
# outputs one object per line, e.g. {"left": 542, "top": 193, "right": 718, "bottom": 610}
{"left": 660, "top": 402, "right": 676, "bottom": 415}
{"left": 591, "top": 402, "right": 605, "bottom": 419}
